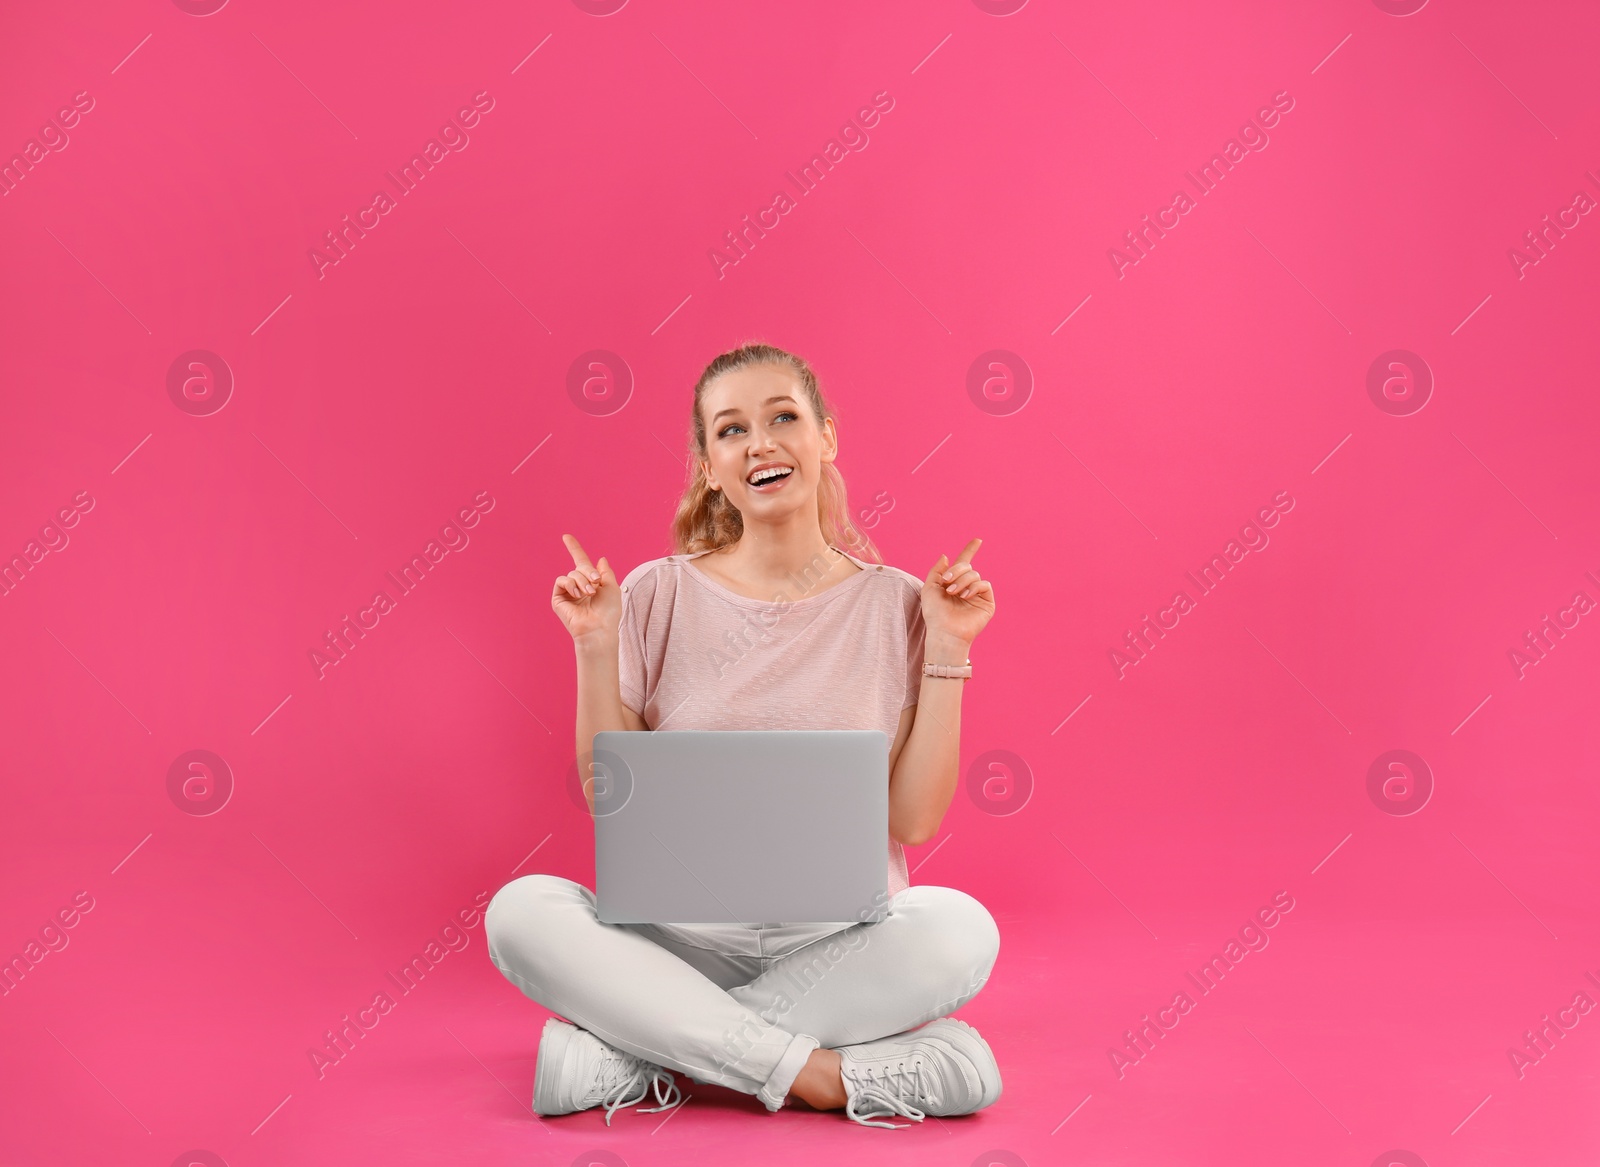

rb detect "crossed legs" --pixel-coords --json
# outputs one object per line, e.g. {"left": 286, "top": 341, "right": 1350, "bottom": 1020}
{"left": 484, "top": 874, "right": 1000, "bottom": 1111}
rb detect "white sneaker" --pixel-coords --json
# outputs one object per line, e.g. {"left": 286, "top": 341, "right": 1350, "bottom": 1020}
{"left": 532, "top": 1017, "right": 684, "bottom": 1126}
{"left": 836, "top": 1017, "right": 1002, "bottom": 1128}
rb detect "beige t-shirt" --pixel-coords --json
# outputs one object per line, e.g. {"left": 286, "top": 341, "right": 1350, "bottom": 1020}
{"left": 617, "top": 546, "right": 928, "bottom": 896}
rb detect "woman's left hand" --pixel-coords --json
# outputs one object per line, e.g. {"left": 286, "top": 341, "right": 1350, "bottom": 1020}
{"left": 921, "top": 537, "right": 996, "bottom": 646}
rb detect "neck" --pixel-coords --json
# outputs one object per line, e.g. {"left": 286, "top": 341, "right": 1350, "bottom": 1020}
{"left": 715, "top": 519, "right": 843, "bottom": 587}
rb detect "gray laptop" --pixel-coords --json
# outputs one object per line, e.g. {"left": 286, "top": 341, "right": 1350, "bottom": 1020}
{"left": 590, "top": 729, "right": 890, "bottom": 925}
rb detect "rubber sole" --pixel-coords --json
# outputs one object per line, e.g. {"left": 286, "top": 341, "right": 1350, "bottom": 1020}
{"left": 532, "top": 1016, "right": 579, "bottom": 1116}
{"left": 916, "top": 1018, "right": 1004, "bottom": 1110}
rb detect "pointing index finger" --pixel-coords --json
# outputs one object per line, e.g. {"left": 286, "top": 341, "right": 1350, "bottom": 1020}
{"left": 562, "top": 533, "right": 595, "bottom": 572}
{"left": 953, "top": 537, "right": 982, "bottom": 568}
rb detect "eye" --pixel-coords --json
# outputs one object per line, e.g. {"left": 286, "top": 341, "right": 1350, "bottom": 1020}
{"left": 717, "top": 411, "right": 798, "bottom": 439}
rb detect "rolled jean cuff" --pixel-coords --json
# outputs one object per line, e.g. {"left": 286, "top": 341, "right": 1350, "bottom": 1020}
{"left": 757, "top": 1031, "right": 820, "bottom": 1112}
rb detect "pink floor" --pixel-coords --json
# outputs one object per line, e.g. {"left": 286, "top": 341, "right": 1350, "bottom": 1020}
{"left": 5, "top": 898, "right": 1598, "bottom": 1164}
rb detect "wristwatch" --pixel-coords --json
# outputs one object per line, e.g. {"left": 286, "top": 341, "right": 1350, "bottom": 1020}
{"left": 923, "top": 658, "right": 972, "bottom": 680}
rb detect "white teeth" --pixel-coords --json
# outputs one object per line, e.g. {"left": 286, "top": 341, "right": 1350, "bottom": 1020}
{"left": 749, "top": 466, "right": 792, "bottom": 484}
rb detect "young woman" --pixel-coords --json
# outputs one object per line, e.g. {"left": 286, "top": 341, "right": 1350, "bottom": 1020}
{"left": 484, "top": 342, "right": 1002, "bottom": 1129}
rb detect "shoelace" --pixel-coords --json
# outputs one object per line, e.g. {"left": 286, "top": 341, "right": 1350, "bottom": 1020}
{"left": 595, "top": 1057, "right": 685, "bottom": 1127}
{"left": 842, "top": 1055, "right": 941, "bottom": 1129}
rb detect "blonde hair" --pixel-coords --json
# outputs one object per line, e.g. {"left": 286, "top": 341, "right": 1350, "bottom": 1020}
{"left": 671, "top": 341, "right": 882, "bottom": 563}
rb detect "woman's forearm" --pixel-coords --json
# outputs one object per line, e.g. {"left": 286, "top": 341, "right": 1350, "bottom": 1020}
{"left": 573, "top": 631, "right": 628, "bottom": 814}
{"left": 887, "top": 632, "right": 971, "bottom": 846}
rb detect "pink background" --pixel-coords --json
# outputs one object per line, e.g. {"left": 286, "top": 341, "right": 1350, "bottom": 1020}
{"left": 3, "top": 0, "right": 1598, "bottom": 1164}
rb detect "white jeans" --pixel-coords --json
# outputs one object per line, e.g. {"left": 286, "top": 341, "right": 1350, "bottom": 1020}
{"left": 484, "top": 874, "right": 1001, "bottom": 1111}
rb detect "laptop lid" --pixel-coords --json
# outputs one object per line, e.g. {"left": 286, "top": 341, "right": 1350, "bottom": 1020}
{"left": 590, "top": 729, "right": 890, "bottom": 925}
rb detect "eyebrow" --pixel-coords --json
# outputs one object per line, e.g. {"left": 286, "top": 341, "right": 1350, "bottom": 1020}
{"left": 711, "top": 395, "right": 797, "bottom": 424}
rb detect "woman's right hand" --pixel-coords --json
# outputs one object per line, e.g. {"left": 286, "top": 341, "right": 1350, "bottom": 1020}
{"left": 552, "top": 534, "right": 621, "bottom": 644}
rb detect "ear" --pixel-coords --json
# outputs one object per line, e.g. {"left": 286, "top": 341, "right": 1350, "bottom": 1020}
{"left": 820, "top": 416, "right": 839, "bottom": 464}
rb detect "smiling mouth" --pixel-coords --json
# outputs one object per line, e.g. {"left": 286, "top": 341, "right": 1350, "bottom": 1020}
{"left": 747, "top": 467, "right": 794, "bottom": 490}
